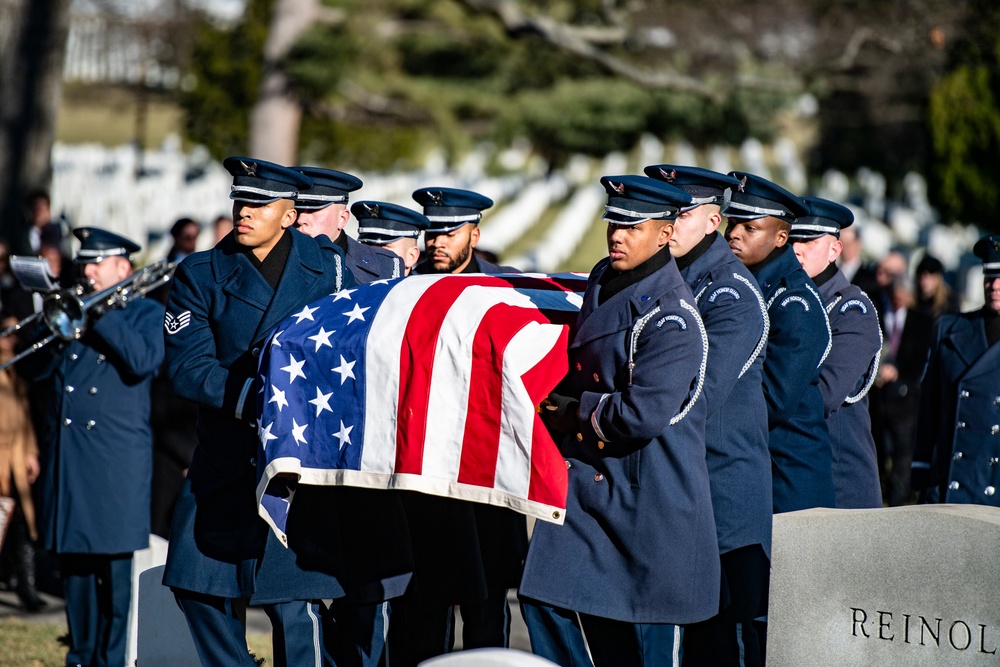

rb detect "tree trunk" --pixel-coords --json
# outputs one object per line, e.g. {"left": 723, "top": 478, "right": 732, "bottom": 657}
{"left": 248, "top": 0, "right": 321, "bottom": 165}
{"left": 0, "top": 0, "right": 72, "bottom": 255}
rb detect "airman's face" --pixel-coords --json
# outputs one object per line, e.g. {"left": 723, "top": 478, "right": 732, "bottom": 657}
{"left": 670, "top": 204, "right": 720, "bottom": 258}
{"left": 83, "top": 256, "right": 131, "bottom": 292}
{"left": 295, "top": 204, "right": 349, "bottom": 242}
{"left": 232, "top": 198, "right": 297, "bottom": 260}
{"left": 606, "top": 218, "right": 673, "bottom": 272}
{"left": 792, "top": 235, "right": 842, "bottom": 279}
{"left": 725, "top": 216, "right": 788, "bottom": 268}
{"left": 424, "top": 224, "right": 479, "bottom": 273}
{"left": 985, "top": 276, "right": 1000, "bottom": 314}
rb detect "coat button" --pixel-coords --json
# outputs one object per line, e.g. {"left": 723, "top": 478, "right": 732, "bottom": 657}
{"left": 593, "top": 473, "right": 604, "bottom": 482}
{"left": 995, "top": 396, "right": 1000, "bottom": 406}
{"left": 597, "top": 441, "right": 605, "bottom": 450}
{"left": 65, "top": 386, "right": 74, "bottom": 393}
{"left": 957, "top": 421, "right": 967, "bottom": 429}
{"left": 954, "top": 451, "right": 964, "bottom": 461}
{"left": 990, "top": 457, "right": 999, "bottom": 466}
{"left": 575, "top": 362, "right": 582, "bottom": 371}
{"left": 992, "top": 425, "right": 999, "bottom": 435}
{"left": 69, "top": 353, "right": 78, "bottom": 361}
{"left": 252, "top": 347, "right": 261, "bottom": 359}
{"left": 96, "top": 354, "right": 105, "bottom": 364}
{"left": 88, "top": 387, "right": 97, "bottom": 395}
{"left": 249, "top": 457, "right": 256, "bottom": 467}
{"left": 949, "top": 481, "right": 960, "bottom": 490}
{"left": 63, "top": 418, "right": 72, "bottom": 427}
{"left": 565, "top": 460, "right": 572, "bottom": 469}
{"left": 576, "top": 432, "right": 583, "bottom": 442}
{"left": 987, "top": 486, "right": 996, "bottom": 497}
{"left": 592, "top": 373, "right": 599, "bottom": 383}
{"left": 85, "top": 420, "right": 95, "bottom": 430}
{"left": 960, "top": 390, "right": 970, "bottom": 398}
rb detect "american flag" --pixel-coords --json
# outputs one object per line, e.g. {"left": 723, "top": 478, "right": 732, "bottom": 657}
{"left": 255, "top": 272, "right": 588, "bottom": 541}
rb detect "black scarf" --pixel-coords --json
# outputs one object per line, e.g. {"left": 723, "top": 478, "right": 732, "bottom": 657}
{"left": 246, "top": 230, "right": 292, "bottom": 291}
{"left": 675, "top": 232, "right": 717, "bottom": 272}
{"left": 598, "top": 244, "right": 672, "bottom": 306}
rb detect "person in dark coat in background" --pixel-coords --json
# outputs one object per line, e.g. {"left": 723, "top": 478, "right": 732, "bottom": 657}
{"left": 915, "top": 254, "right": 960, "bottom": 320}
{"left": 20, "top": 227, "right": 164, "bottom": 667}
{"left": 643, "top": 164, "right": 772, "bottom": 667}
{"left": 724, "top": 173, "right": 834, "bottom": 514}
{"left": 293, "top": 166, "right": 403, "bottom": 283}
{"left": 389, "top": 187, "right": 524, "bottom": 665}
{"left": 872, "top": 272, "right": 933, "bottom": 505}
{"left": 520, "top": 175, "right": 719, "bottom": 667}
{"left": 790, "top": 197, "right": 884, "bottom": 509}
{"left": 913, "top": 236, "right": 1000, "bottom": 506}
{"left": 161, "top": 157, "right": 376, "bottom": 667}
{"left": 839, "top": 225, "right": 880, "bottom": 312}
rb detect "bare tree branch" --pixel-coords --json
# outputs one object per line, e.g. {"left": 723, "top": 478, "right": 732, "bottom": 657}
{"left": 833, "top": 27, "right": 903, "bottom": 71}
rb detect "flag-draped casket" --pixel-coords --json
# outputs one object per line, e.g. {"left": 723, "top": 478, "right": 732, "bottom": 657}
{"left": 255, "top": 273, "right": 588, "bottom": 541}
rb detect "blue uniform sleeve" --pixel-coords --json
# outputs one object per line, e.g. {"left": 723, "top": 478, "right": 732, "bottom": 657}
{"left": 762, "top": 286, "right": 831, "bottom": 426}
{"left": 698, "top": 277, "right": 767, "bottom": 417}
{"left": 90, "top": 298, "right": 165, "bottom": 378}
{"left": 818, "top": 294, "right": 882, "bottom": 416}
{"left": 578, "top": 300, "right": 707, "bottom": 452}
{"left": 164, "top": 259, "right": 252, "bottom": 419}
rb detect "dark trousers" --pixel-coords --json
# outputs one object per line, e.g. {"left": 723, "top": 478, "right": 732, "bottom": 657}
{"left": 265, "top": 600, "right": 337, "bottom": 667}
{"left": 520, "top": 598, "right": 593, "bottom": 667}
{"left": 682, "top": 544, "right": 770, "bottom": 667}
{"left": 327, "top": 600, "right": 391, "bottom": 667}
{"left": 60, "top": 553, "right": 133, "bottom": 667}
{"left": 461, "top": 586, "right": 511, "bottom": 649}
{"left": 175, "top": 590, "right": 258, "bottom": 667}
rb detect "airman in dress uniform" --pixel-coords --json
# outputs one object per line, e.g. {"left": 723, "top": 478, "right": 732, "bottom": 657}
{"left": 912, "top": 235, "right": 1000, "bottom": 506}
{"left": 293, "top": 166, "right": 403, "bottom": 282}
{"left": 162, "top": 157, "right": 360, "bottom": 666}
{"left": 389, "top": 187, "right": 525, "bottom": 665}
{"left": 790, "top": 197, "right": 883, "bottom": 509}
{"left": 21, "top": 227, "right": 164, "bottom": 667}
{"left": 520, "top": 175, "right": 719, "bottom": 667}
{"left": 723, "top": 172, "right": 835, "bottom": 514}
{"left": 352, "top": 201, "right": 431, "bottom": 276}
{"left": 644, "top": 165, "right": 772, "bottom": 666}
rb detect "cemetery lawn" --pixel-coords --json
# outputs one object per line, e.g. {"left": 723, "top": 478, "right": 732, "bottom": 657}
{"left": 0, "top": 617, "right": 273, "bottom": 666}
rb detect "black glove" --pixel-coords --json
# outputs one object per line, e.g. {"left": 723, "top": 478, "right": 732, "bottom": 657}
{"left": 540, "top": 392, "right": 580, "bottom": 434}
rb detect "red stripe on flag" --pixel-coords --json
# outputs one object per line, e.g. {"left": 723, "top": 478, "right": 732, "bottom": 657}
{"left": 521, "top": 326, "right": 571, "bottom": 510}
{"left": 457, "top": 305, "right": 551, "bottom": 487}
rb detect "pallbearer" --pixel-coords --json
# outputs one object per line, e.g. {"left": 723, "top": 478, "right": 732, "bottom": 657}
{"left": 789, "top": 197, "right": 883, "bottom": 509}
{"left": 353, "top": 201, "right": 430, "bottom": 276}
{"left": 412, "top": 187, "right": 513, "bottom": 274}
{"left": 645, "top": 164, "right": 772, "bottom": 666}
{"left": 723, "top": 173, "right": 835, "bottom": 514}
{"left": 520, "top": 175, "right": 719, "bottom": 667}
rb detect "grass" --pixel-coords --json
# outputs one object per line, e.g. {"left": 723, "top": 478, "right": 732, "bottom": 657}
{"left": 56, "top": 84, "right": 183, "bottom": 147}
{"left": 0, "top": 617, "right": 273, "bottom": 667}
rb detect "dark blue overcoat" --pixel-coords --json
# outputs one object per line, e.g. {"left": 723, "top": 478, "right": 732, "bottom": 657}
{"left": 817, "top": 269, "right": 883, "bottom": 509}
{"left": 913, "top": 310, "right": 1000, "bottom": 506}
{"left": 519, "top": 256, "right": 720, "bottom": 624}
{"left": 751, "top": 246, "right": 835, "bottom": 513}
{"left": 681, "top": 234, "right": 772, "bottom": 557}
{"left": 345, "top": 234, "right": 402, "bottom": 283}
{"left": 24, "top": 297, "right": 164, "bottom": 554}
{"left": 162, "top": 229, "right": 366, "bottom": 598}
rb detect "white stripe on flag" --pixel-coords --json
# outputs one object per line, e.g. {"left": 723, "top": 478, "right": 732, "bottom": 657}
{"left": 423, "top": 285, "right": 541, "bottom": 481}
{"left": 361, "top": 276, "right": 438, "bottom": 472}
{"left": 495, "top": 321, "right": 564, "bottom": 497}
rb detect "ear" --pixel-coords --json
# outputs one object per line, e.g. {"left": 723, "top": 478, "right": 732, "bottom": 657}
{"left": 337, "top": 206, "right": 351, "bottom": 232}
{"left": 405, "top": 246, "right": 421, "bottom": 273}
{"left": 774, "top": 225, "right": 789, "bottom": 248}
{"left": 828, "top": 238, "right": 844, "bottom": 263}
{"left": 659, "top": 221, "right": 674, "bottom": 247}
{"left": 469, "top": 225, "right": 481, "bottom": 249}
{"left": 280, "top": 203, "right": 298, "bottom": 230}
{"left": 705, "top": 208, "right": 723, "bottom": 234}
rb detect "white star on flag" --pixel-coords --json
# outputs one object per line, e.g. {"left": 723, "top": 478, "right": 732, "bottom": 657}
{"left": 308, "top": 387, "right": 333, "bottom": 417}
{"left": 259, "top": 421, "right": 278, "bottom": 449}
{"left": 370, "top": 279, "right": 392, "bottom": 286}
{"left": 291, "top": 418, "right": 308, "bottom": 446}
{"left": 307, "top": 327, "right": 335, "bottom": 352}
{"left": 332, "top": 289, "right": 357, "bottom": 302}
{"left": 268, "top": 385, "right": 289, "bottom": 411}
{"left": 281, "top": 354, "right": 307, "bottom": 384}
{"left": 333, "top": 420, "right": 353, "bottom": 449}
{"left": 343, "top": 303, "right": 370, "bottom": 325}
{"left": 331, "top": 355, "right": 356, "bottom": 384}
{"left": 293, "top": 304, "right": 319, "bottom": 324}
{"left": 271, "top": 330, "right": 284, "bottom": 347}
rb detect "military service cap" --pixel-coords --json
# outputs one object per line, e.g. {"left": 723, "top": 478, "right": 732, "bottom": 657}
{"left": 974, "top": 235, "right": 1000, "bottom": 278}
{"left": 788, "top": 197, "right": 855, "bottom": 241}
{"left": 293, "top": 167, "right": 363, "bottom": 211}
{"left": 73, "top": 227, "right": 141, "bottom": 264}
{"left": 412, "top": 187, "right": 493, "bottom": 234}
{"left": 223, "top": 156, "right": 312, "bottom": 204}
{"left": 643, "top": 165, "right": 739, "bottom": 211}
{"left": 352, "top": 201, "right": 431, "bottom": 245}
{"left": 599, "top": 175, "right": 692, "bottom": 225}
{"left": 723, "top": 172, "right": 807, "bottom": 221}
